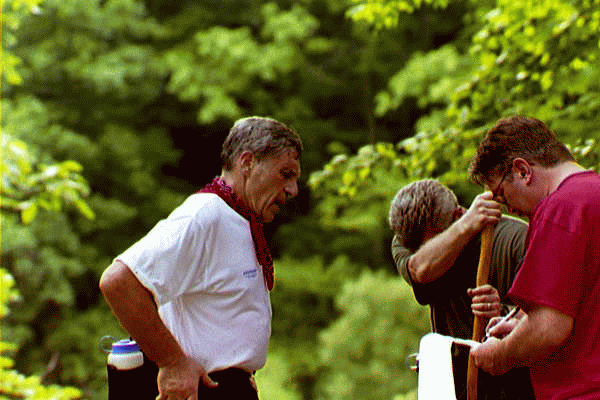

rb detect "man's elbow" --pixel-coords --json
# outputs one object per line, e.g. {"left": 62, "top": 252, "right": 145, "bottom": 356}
{"left": 548, "top": 316, "right": 573, "bottom": 349}
{"left": 408, "top": 259, "right": 432, "bottom": 284}
{"left": 410, "top": 268, "right": 425, "bottom": 284}
{"left": 99, "top": 261, "right": 129, "bottom": 302}
{"left": 533, "top": 306, "right": 574, "bottom": 350}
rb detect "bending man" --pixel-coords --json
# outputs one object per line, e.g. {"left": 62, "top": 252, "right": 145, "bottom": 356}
{"left": 389, "top": 179, "right": 534, "bottom": 399}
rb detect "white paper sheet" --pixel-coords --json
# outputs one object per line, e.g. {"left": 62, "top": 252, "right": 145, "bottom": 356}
{"left": 417, "top": 333, "right": 457, "bottom": 400}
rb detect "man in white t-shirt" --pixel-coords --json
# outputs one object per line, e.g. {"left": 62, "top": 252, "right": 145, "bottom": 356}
{"left": 99, "top": 117, "right": 302, "bottom": 400}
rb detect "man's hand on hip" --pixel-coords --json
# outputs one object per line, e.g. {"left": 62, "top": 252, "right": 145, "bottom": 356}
{"left": 156, "top": 355, "right": 217, "bottom": 400}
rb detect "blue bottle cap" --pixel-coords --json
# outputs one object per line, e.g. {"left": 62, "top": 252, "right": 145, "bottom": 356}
{"left": 111, "top": 339, "right": 141, "bottom": 354}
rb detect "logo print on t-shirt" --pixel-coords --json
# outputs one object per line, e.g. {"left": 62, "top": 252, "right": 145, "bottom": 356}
{"left": 243, "top": 269, "right": 258, "bottom": 279}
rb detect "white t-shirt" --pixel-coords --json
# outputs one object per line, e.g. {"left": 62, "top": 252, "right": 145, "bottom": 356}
{"left": 117, "top": 193, "right": 272, "bottom": 373}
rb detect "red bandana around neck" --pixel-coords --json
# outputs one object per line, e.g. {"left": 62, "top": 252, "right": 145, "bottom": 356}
{"left": 198, "top": 177, "right": 274, "bottom": 290}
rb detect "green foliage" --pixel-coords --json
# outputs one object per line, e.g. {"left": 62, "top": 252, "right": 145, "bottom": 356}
{"left": 0, "top": 270, "right": 82, "bottom": 399}
{"left": 308, "top": 143, "right": 409, "bottom": 262}
{"left": 255, "top": 345, "right": 303, "bottom": 400}
{"left": 3, "top": 5, "right": 101, "bottom": 392}
{"left": 270, "top": 254, "right": 429, "bottom": 400}
{"left": 309, "top": 142, "right": 402, "bottom": 201}
{"left": 164, "top": 2, "right": 318, "bottom": 123}
{"left": 0, "top": 271, "right": 20, "bottom": 319}
{"left": 452, "top": 0, "right": 600, "bottom": 127}
{"left": 392, "top": 389, "right": 417, "bottom": 400}
{"left": 316, "top": 270, "right": 428, "bottom": 400}
{"left": 347, "top": 0, "right": 451, "bottom": 29}
{"left": 569, "top": 139, "right": 600, "bottom": 172}
{"left": 313, "top": 0, "right": 600, "bottom": 207}
{"left": 269, "top": 255, "right": 358, "bottom": 388}
{"left": 1, "top": 135, "right": 95, "bottom": 224}
{"left": 0, "top": 134, "right": 85, "bottom": 400}
{"left": 1, "top": 0, "right": 43, "bottom": 86}
{"left": 375, "top": 45, "right": 473, "bottom": 119}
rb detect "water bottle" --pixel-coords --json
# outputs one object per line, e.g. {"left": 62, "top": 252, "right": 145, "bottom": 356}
{"left": 101, "top": 337, "right": 158, "bottom": 400}
{"left": 108, "top": 339, "right": 144, "bottom": 371}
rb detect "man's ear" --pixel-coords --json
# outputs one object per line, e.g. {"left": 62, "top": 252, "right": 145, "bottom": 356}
{"left": 513, "top": 158, "right": 533, "bottom": 183}
{"left": 238, "top": 151, "right": 255, "bottom": 175}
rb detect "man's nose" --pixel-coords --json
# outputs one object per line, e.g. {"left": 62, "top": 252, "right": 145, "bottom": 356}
{"left": 285, "top": 180, "right": 299, "bottom": 199}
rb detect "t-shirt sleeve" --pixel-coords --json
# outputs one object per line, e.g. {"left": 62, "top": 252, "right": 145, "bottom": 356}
{"left": 117, "top": 202, "right": 211, "bottom": 306}
{"left": 487, "top": 217, "right": 528, "bottom": 302}
{"left": 391, "top": 235, "right": 413, "bottom": 284}
{"left": 509, "top": 209, "right": 586, "bottom": 317}
{"left": 391, "top": 234, "right": 447, "bottom": 305}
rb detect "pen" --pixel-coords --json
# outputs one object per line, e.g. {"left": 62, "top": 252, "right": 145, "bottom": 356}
{"left": 484, "top": 306, "right": 521, "bottom": 340}
{"left": 452, "top": 337, "right": 481, "bottom": 348}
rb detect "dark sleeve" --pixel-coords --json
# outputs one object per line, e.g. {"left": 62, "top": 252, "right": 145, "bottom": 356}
{"left": 391, "top": 235, "right": 413, "bottom": 284}
{"left": 391, "top": 234, "right": 476, "bottom": 306}
{"left": 488, "top": 216, "right": 528, "bottom": 303}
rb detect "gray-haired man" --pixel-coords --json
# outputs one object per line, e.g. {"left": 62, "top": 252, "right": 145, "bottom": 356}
{"left": 100, "top": 117, "right": 302, "bottom": 400}
{"left": 389, "top": 179, "right": 533, "bottom": 400}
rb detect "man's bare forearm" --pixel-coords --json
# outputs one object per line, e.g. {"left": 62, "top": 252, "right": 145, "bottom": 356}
{"left": 503, "top": 306, "right": 572, "bottom": 368}
{"left": 99, "top": 260, "right": 185, "bottom": 367}
{"left": 409, "top": 192, "right": 501, "bottom": 284}
{"left": 409, "top": 218, "right": 476, "bottom": 283}
{"left": 472, "top": 306, "right": 573, "bottom": 374}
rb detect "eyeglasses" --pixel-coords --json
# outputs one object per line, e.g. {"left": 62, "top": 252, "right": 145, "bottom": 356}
{"left": 490, "top": 169, "right": 511, "bottom": 202}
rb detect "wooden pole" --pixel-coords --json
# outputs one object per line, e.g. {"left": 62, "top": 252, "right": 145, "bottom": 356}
{"left": 466, "top": 225, "right": 494, "bottom": 400}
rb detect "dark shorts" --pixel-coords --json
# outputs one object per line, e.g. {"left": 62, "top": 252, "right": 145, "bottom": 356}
{"left": 108, "top": 354, "right": 258, "bottom": 400}
{"left": 201, "top": 368, "right": 258, "bottom": 400}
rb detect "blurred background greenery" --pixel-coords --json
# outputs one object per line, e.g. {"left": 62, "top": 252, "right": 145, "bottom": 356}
{"left": 2, "top": 0, "right": 600, "bottom": 398}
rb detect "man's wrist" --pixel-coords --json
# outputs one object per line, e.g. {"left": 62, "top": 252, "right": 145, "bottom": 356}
{"left": 452, "top": 216, "right": 476, "bottom": 239}
{"left": 155, "top": 348, "right": 187, "bottom": 368}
